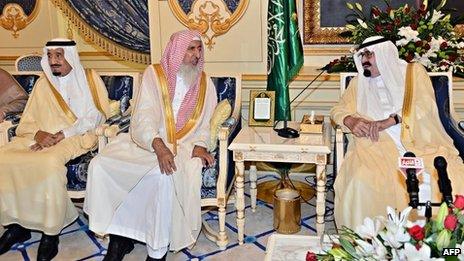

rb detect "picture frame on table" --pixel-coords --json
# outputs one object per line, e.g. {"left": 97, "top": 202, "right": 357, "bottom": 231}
{"left": 248, "top": 90, "right": 275, "bottom": 127}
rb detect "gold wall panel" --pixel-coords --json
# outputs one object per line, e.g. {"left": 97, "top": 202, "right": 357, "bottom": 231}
{"left": 168, "top": 0, "right": 249, "bottom": 49}
{"left": 0, "top": 0, "right": 40, "bottom": 38}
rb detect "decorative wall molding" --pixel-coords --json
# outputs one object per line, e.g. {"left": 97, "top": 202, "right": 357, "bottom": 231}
{"left": 168, "top": 0, "right": 249, "bottom": 50}
{"left": 0, "top": 0, "right": 40, "bottom": 38}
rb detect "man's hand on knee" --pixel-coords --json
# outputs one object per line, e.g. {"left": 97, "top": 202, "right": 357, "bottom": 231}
{"left": 152, "top": 138, "right": 177, "bottom": 175}
{"left": 34, "top": 130, "right": 58, "bottom": 148}
{"left": 192, "top": 146, "right": 214, "bottom": 167}
{"left": 344, "top": 116, "right": 372, "bottom": 138}
{"left": 30, "top": 143, "right": 43, "bottom": 151}
{"left": 52, "top": 131, "right": 65, "bottom": 144}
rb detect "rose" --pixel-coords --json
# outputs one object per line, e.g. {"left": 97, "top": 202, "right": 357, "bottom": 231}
{"left": 408, "top": 225, "right": 425, "bottom": 241}
{"left": 371, "top": 7, "right": 381, "bottom": 17}
{"left": 306, "top": 251, "right": 317, "bottom": 261}
{"left": 444, "top": 214, "right": 458, "bottom": 231}
{"left": 405, "top": 53, "right": 414, "bottom": 62}
{"left": 454, "top": 195, "right": 464, "bottom": 209}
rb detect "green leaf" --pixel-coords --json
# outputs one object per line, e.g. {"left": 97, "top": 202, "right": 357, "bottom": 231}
{"left": 436, "top": 202, "right": 448, "bottom": 230}
{"left": 339, "top": 237, "right": 358, "bottom": 258}
{"left": 458, "top": 214, "right": 464, "bottom": 224}
{"left": 328, "top": 248, "right": 352, "bottom": 260}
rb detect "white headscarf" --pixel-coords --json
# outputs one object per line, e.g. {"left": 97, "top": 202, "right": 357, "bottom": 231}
{"left": 353, "top": 36, "right": 407, "bottom": 119}
{"left": 40, "top": 38, "right": 89, "bottom": 93}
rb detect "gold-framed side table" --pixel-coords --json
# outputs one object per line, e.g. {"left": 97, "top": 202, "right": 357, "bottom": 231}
{"left": 228, "top": 122, "right": 332, "bottom": 243}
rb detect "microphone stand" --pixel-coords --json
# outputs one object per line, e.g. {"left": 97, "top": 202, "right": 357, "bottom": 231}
{"left": 274, "top": 68, "right": 327, "bottom": 138}
{"left": 410, "top": 186, "right": 453, "bottom": 222}
{"left": 411, "top": 201, "right": 443, "bottom": 222}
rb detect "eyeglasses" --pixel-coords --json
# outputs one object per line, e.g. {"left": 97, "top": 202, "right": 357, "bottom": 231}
{"left": 357, "top": 50, "right": 374, "bottom": 59}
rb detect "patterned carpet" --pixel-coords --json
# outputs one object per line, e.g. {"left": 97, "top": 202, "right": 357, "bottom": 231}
{"left": 0, "top": 173, "right": 336, "bottom": 261}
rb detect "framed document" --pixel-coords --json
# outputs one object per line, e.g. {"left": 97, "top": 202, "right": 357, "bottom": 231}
{"left": 248, "top": 90, "right": 275, "bottom": 127}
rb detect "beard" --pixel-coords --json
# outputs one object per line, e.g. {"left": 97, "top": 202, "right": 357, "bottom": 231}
{"left": 362, "top": 62, "right": 372, "bottom": 77}
{"left": 363, "top": 69, "right": 371, "bottom": 77}
{"left": 178, "top": 63, "right": 200, "bottom": 87}
{"left": 52, "top": 71, "right": 62, "bottom": 76}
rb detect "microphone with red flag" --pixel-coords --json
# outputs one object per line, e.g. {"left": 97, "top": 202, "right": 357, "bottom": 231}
{"left": 399, "top": 151, "right": 423, "bottom": 208}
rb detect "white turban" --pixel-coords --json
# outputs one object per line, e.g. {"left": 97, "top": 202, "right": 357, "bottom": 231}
{"left": 353, "top": 36, "right": 407, "bottom": 119}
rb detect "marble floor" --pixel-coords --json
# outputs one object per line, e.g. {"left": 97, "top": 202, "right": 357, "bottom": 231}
{"left": 0, "top": 172, "right": 337, "bottom": 261}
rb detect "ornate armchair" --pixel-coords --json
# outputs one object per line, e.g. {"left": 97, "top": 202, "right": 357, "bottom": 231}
{"left": 201, "top": 74, "right": 242, "bottom": 250}
{"left": 0, "top": 71, "right": 43, "bottom": 147}
{"left": 15, "top": 53, "right": 43, "bottom": 71}
{"left": 97, "top": 74, "right": 242, "bottom": 250}
{"left": 67, "top": 72, "right": 141, "bottom": 199}
{"left": 334, "top": 71, "right": 464, "bottom": 176}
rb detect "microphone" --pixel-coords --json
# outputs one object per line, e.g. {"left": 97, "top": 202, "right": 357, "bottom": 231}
{"left": 434, "top": 156, "right": 453, "bottom": 205}
{"left": 403, "top": 152, "right": 420, "bottom": 208}
{"left": 275, "top": 68, "right": 327, "bottom": 138}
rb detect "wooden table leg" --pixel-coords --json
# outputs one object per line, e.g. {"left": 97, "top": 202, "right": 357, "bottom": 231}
{"left": 235, "top": 160, "right": 245, "bottom": 244}
{"left": 249, "top": 164, "right": 257, "bottom": 212}
{"left": 316, "top": 164, "right": 326, "bottom": 237}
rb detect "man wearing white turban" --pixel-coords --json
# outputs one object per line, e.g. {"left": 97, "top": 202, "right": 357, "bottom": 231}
{"left": 331, "top": 36, "right": 464, "bottom": 229}
{"left": 0, "top": 39, "right": 109, "bottom": 260}
{"left": 84, "top": 30, "right": 217, "bottom": 261}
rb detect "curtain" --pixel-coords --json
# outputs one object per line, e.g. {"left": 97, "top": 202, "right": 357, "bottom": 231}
{"left": 53, "top": 0, "right": 150, "bottom": 64}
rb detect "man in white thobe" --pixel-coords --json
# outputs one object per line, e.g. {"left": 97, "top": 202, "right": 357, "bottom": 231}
{"left": 84, "top": 30, "right": 217, "bottom": 261}
{"left": 0, "top": 39, "right": 108, "bottom": 260}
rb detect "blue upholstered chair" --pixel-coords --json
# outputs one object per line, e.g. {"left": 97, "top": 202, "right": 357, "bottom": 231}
{"left": 200, "top": 75, "right": 242, "bottom": 249}
{"left": 15, "top": 53, "right": 43, "bottom": 72}
{"left": 334, "top": 71, "right": 464, "bottom": 176}
{"left": 97, "top": 74, "right": 242, "bottom": 249}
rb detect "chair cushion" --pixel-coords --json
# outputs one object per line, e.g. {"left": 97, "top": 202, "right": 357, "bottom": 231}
{"left": 100, "top": 75, "right": 134, "bottom": 115}
{"left": 201, "top": 149, "right": 219, "bottom": 198}
{"left": 430, "top": 76, "right": 464, "bottom": 159}
{"left": 209, "top": 99, "right": 232, "bottom": 151}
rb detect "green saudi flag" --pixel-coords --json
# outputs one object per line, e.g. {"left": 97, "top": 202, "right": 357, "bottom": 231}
{"left": 267, "top": 0, "right": 304, "bottom": 121}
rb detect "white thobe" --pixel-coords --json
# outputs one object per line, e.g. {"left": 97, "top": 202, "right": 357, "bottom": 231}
{"left": 106, "top": 74, "right": 189, "bottom": 258}
{"left": 84, "top": 66, "right": 217, "bottom": 258}
{"left": 370, "top": 77, "right": 431, "bottom": 209}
